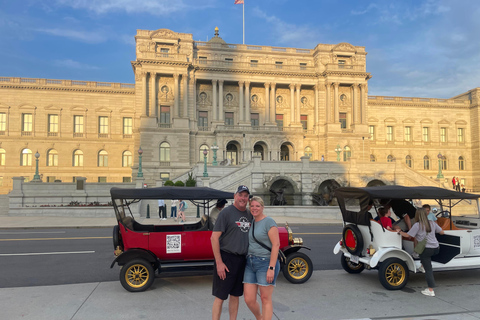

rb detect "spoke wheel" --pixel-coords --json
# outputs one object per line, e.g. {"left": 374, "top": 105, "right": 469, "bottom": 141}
{"left": 378, "top": 258, "right": 409, "bottom": 290}
{"left": 120, "top": 259, "right": 155, "bottom": 292}
{"left": 340, "top": 253, "right": 365, "bottom": 274}
{"left": 282, "top": 252, "right": 313, "bottom": 284}
{"left": 342, "top": 225, "right": 364, "bottom": 256}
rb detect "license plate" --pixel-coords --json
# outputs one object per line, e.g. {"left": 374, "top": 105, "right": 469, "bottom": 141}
{"left": 350, "top": 255, "right": 359, "bottom": 264}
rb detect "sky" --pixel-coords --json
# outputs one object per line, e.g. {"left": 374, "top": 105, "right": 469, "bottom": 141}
{"left": 0, "top": 0, "right": 479, "bottom": 99}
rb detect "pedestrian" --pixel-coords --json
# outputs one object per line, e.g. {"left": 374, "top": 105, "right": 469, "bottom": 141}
{"left": 423, "top": 204, "right": 436, "bottom": 222}
{"left": 158, "top": 199, "right": 166, "bottom": 220}
{"left": 398, "top": 208, "right": 444, "bottom": 297}
{"left": 210, "top": 199, "right": 227, "bottom": 225}
{"left": 171, "top": 199, "right": 178, "bottom": 221}
{"left": 178, "top": 199, "right": 187, "bottom": 223}
{"left": 461, "top": 184, "right": 466, "bottom": 192}
{"left": 211, "top": 185, "right": 252, "bottom": 320}
{"left": 321, "top": 155, "right": 324, "bottom": 161}
{"left": 243, "top": 196, "right": 280, "bottom": 320}
{"left": 452, "top": 176, "right": 456, "bottom": 189}
{"left": 456, "top": 177, "right": 461, "bottom": 192}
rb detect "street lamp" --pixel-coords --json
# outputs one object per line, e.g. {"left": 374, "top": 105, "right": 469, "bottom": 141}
{"left": 32, "top": 151, "right": 42, "bottom": 182}
{"left": 335, "top": 144, "right": 342, "bottom": 162}
{"left": 203, "top": 149, "right": 209, "bottom": 177}
{"left": 211, "top": 143, "right": 219, "bottom": 166}
{"left": 137, "top": 146, "right": 144, "bottom": 178}
{"left": 437, "top": 153, "right": 444, "bottom": 179}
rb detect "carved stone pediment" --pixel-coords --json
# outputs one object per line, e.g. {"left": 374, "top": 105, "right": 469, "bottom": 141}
{"left": 150, "top": 29, "right": 179, "bottom": 40}
{"left": 332, "top": 42, "right": 356, "bottom": 53}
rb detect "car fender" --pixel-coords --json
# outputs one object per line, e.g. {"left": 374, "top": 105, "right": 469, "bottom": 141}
{"left": 333, "top": 241, "right": 342, "bottom": 254}
{"left": 370, "top": 247, "right": 415, "bottom": 271}
{"left": 282, "top": 245, "right": 311, "bottom": 257}
{"left": 110, "top": 248, "right": 158, "bottom": 268}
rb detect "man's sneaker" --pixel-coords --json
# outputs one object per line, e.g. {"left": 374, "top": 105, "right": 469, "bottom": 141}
{"left": 418, "top": 265, "right": 425, "bottom": 273}
{"left": 421, "top": 288, "right": 435, "bottom": 296}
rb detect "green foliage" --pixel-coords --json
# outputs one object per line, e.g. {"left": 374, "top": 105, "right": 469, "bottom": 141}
{"left": 186, "top": 172, "right": 196, "bottom": 187}
{"left": 164, "top": 180, "right": 174, "bottom": 186}
{"left": 174, "top": 180, "right": 185, "bottom": 187}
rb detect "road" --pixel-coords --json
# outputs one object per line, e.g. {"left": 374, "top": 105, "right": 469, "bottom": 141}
{"left": 0, "top": 224, "right": 343, "bottom": 288}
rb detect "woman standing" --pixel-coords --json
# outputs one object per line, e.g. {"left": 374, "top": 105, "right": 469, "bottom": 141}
{"left": 243, "top": 196, "right": 280, "bottom": 320}
{"left": 178, "top": 200, "right": 186, "bottom": 223}
{"left": 170, "top": 199, "right": 178, "bottom": 221}
{"left": 398, "top": 208, "right": 444, "bottom": 296}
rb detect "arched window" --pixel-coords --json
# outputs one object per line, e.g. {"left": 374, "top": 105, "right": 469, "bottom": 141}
{"left": 387, "top": 155, "right": 395, "bottom": 162}
{"left": 442, "top": 156, "right": 447, "bottom": 170}
{"left": 98, "top": 150, "right": 108, "bottom": 167}
{"left": 21, "top": 149, "right": 32, "bottom": 166}
{"left": 73, "top": 150, "right": 83, "bottom": 167}
{"left": 122, "top": 151, "right": 132, "bottom": 167}
{"left": 304, "top": 146, "right": 312, "bottom": 158}
{"left": 0, "top": 148, "right": 5, "bottom": 166}
{"left": 226, "top": 143, "right": 238, "bottom": 164}
{"left": 47, "top": 149, "right": 58, "bottom": 167}
{"left": 370, "top": 154, "right": 376, "bottom": 162}
{"left": 160, "top": 142, "right": 170, "bottom": 162}
{"left": 459, "top": 156, "right": 465, "bottom": 171}
{"left": 405, "top": 155, "right": 412, "bottom": 168}
{"left": 253, "top": 144, "right": 264, "bottom": 160}
{"left": 343, "top": 146, "right": 351, "bottom": 161}
{"left": 199, "top": 144, "right": 209, "bottom": 162}
{"left": 423, "top": 156, "right": 430, "bottom": 170}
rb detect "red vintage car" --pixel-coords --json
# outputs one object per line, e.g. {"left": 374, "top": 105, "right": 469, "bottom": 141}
{"left": 110, "top": 186, "right": 312, "bottom": 292}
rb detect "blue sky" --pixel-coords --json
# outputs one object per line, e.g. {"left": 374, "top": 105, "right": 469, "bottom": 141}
{"left": 1, "top": 0, "right": 478, "bottom": 98}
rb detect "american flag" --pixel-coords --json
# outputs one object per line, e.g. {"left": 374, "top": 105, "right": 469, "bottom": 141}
{"left": 234, "top": 0, "right": 244, "bottom": 4}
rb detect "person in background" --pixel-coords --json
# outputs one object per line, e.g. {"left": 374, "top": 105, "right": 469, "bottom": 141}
{"left": 398, "top": 208, "right": 444, "bottom": 297}
{"left": 171, "top": 199, "right": 178, "bottom": 221}
{"left": 455, "top": 177, "right": 461, "bottom": 192}
{"left": 178, "top": 199, "right": 187, "bottom": 223}
{"left": 158, "top": 199, "right": 166, "bottom": 220}
{"left": 423, "top": 204, "right": 437, "bottom": 222}
{"left": 377, "top": 207, "right": 394, "bottom": 230}
{"left": 452, "top": 176, "right": 456, "bottom": 189}
{"left": 210, "top": 199, "right": 228, "bottom": 225}
{"left": 391, "top": 199, "right": 416, "bottom": 231}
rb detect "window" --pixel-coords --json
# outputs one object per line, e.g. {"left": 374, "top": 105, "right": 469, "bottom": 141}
{"left": 338, "top": 60, "right": 346, "bottom": 66}
{"left": 22, "top": 113, "right": 33, "bottom": 132}
{"left": 276, "top": 114, "right": 283, "bottom": 128}
{"left": 250, "top": 60, "right": 258, "bottom": 67}
{"left": 48, "top": 114, "right": 59, "bottom": 134}
{"left": 440, "top": 127, "right": 447, "bottom": 142}
{"left": 423, "top": 156, "right": 430, "bottom": 170}
{"left": 74, "top": 115, "right": 84, "bottom": 135}
{"left": 387, "top": 155, "right": 395, "bottom": 162}
{"left": 73, "top": 150, "right": 83, "bottom": 166}
{"left": 301, "top": 115, "right": 308, "bottom": 131}
{"left": 459, "top": 156, "right": 465, "bottom": 170}
{"left": 21, "top": 149, "right": 32, "bottom": 166}
{"left": 47, "top": 149, "right": 58, "bottom": 166}
{"left": 198, "top": 111, "right": 208, "bottom": 128}
{"left": 442, "top": 157, "right": 447, "bottom": 170}
{"left": 339, "top": 113, "right": 347, "bottom": 129}
{"left": 369, "top": 125, "right": 375, "bottom": 140}
{"left": 123, "top": 177, "right": 132, "bottom": 183}
{"left": 122, "top": 151, "right": 132, "bottom": 167}
{"left": 160, "top": 173, "right": 170, "bottom": 181}
{"left": 98, "top": 116, "right": 108, "bottom": 135}
{"left": 422, "top": 127, "right": 429, "bottom": 142}
{"left": 300, "top": 63, "right": 307, "bottom": 70}
{"left": 160, "top": 106, "right": 170, "bottom": 126}
{"left": 200, "top": 144, "right": 209, "bottom": 161}
{"left": 160, "top": 48, "right": 169, "bottom": 57}
{"left": 386, "top": 126, "right": 394, "bottom": 141}
{"left": 457, "top": 128, "right": 464, "bottom": 142}
{"left": 199, "top": 56, "right": 207, "bottom": 64}
{"left": 404, "top": 126, "right": 411, "bottom": 141}
{"left": 304, "top": 146, "right": 312, "bottom": 158}
{"left": 47, "top": 176, "right": 56, "bottom": 183}
{"left": 251, "top": 113, "right": 259, "bottom": 127}
{"left": 275, "top": 61, "right": 283, "bottom": 69}
{"left": 123, "top": 117, "right": 133, "bottom": 135}
{"left": 98, "top": 177, "right": 107, "bottom": 183}
{"left": 225, "top": 58, "right": 233, "bottom": 66}
{"left": 370, "top": 154, "right": 376, "bottom": 162}
{"left": 0, "top": 176, "right": 3, "bottom": 186}
{"left": 405, "top": 155, "right": 412, "bottom": 168}
{"left": 160, "top": 142, "right": 170, "bottom": 162}
{"left": 0, "top": 148, "right": 5, "bottom": 166}
{"left": 0, "top": 112, "right": 6, "bottom": 132}
{"left": 225, "top": 112, "right": 234, "bottom": 126}
{"left": 343, "top": 146, "right": 351, "bottom": 161}
{"left": 98, "top": 150, "right": 108, "bottom": 167}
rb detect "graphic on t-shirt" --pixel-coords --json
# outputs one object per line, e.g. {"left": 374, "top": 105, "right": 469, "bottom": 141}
{"left": 166, "top": 234, "right": 181, "bottom": 253}
{"left": 235, "top": 216, "right": 251, "bottom": 232}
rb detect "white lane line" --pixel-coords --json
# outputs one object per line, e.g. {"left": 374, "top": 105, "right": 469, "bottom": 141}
{"left": 0, "top": 251, "right": 95, "bottom": 256}
{"left": 0, "top": 231, "right": 67, "bottom": 235}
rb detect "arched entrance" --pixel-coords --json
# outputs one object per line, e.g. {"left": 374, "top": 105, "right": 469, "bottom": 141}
{"left": 269, "top": 179, "right": 295, "bottom": 205}
{"left": 313, "top": 179, "right": 341, "bottom": 206}
{"left": 253, "top": 141, "right": 267, "bottom": 160}
{"left": 280, "top": 142, "right": 294, "bottom": 161}
{"left": 226, "top": 143, "right": 238, "bottom": 165}
{"left": 366, "top": 179, "right": 386, "bottom": 187}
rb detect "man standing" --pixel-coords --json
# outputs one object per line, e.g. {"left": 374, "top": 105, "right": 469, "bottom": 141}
{"left": 211, "top": 185, "right": 252, "bottom": 320}
{"left": 158, "top": 199, "right": 166, "bottom": 220}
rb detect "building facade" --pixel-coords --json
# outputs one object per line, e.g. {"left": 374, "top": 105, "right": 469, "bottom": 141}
{"left": 0, "top": 27, "right": 479, "bottom": 194}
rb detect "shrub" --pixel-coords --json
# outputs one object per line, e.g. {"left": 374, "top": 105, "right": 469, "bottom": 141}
{"left": 164, "top": 180, "right": 174, "bottom": 186}
{"left": 186, "top": 173, "right": 196, "bottom": 187}
{"left": 174, "top": 180, "right": 185, "bottom": 187}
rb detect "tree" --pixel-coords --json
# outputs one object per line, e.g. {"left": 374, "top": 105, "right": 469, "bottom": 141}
{"left": 186, "top": 172, "right": 196, "bottom": 187}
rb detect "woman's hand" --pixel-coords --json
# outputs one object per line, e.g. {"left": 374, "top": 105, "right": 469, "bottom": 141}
{"left": 266, "top": 269, "right": 274, "bottom": 283}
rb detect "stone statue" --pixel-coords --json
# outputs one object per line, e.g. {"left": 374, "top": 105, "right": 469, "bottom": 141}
{"left": 270, "top": 185, "right": 287, "bottom": 206}
{"left": 312, "top": 180, "right": 341, "bottom": 206}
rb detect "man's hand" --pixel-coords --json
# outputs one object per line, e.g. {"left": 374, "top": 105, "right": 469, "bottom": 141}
{"left": 216, "top": 260, "right": 229, "bottom": 280}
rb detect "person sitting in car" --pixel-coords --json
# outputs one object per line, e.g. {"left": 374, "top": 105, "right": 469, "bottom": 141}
{"left": 377, "top": 207, "right": 395, "bottom": 230}
{"left": 390, "top": 199, "right": 416, "bottom": 231}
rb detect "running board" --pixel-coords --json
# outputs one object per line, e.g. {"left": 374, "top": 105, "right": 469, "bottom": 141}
{"left": 160, "top": 261, "right": 214, "bottom": 268}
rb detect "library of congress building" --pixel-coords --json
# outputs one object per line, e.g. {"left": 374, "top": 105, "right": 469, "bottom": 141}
{"left": 0, "top": 27, "right": 479, "bottom": 194}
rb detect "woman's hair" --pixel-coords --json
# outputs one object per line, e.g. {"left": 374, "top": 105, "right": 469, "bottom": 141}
{"left": 415, "top": 208, "right": 431, "bottom": 233}
{"left": 249, "top": 196, "right": 264, "bottom": 207}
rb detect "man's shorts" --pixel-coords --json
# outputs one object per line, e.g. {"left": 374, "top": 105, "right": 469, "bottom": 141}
{"left": 243, "top": 254, "right": 280, "bottom": 286}
{"left": 212, "top": 251, "right": 246, "bottom": 300}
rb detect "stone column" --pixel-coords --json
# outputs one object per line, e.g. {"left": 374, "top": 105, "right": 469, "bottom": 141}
{"left": 150, "top": 72, "right": 156, "bottom": 117}
{"left": 238, "top": 81, "right": 244, "bottom": 122}
{"left": 191, "top": 73, "right": 196, "bottom": 120}
{"left": 352, "top": 84, "right": 357, "bottom": 124}
{"left": 212, "top": 79, "right": 217, "bottom": 120}
{"left": 333, "top": 82, "right": 339, "bottom": 123}
{"left": 245, "top": 81, "right": 251, "bottom": 123}
{"left": 270, "top": 83, "right": 276, "bottom": 124}
{"left": 218, "top": 80, "right": 224, "bottom": 121}
{"left": 264, "top": 83, "right": 270, "bottom": 123}
{"left": 142, "top": 72, "right": 147, "bottom": 117}
{"left": 182, "top": 73, "right": 188, "bottom": 118}
{"left": 296, "top": 84, "right": 301, "bottom": 123}
{"left": 360, "top": 83, "right": 366, "bottom": 124}
{"left": 325, "top": 82, "right": 331, "bottom": 123}
{"left": 314, "top": 85, "right": 319, "bottom": 130}
{"left": 173, "top": 73, "right": 180, "bottom": 117}
{"left": 289, "top": 84, "right": 295, "bottom": 125}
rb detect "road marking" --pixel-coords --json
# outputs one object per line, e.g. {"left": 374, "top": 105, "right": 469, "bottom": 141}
{"left": 0, "top": 251, "right": 95, "bottom": 256}
{"left": 0, "top": 231, "right": 66, "bottom": 235}
{"left": 0, "top": 236, "right": 110, "bottom": 241}
{"left": 296, "top": 233, "right": 341, "bottom": 235}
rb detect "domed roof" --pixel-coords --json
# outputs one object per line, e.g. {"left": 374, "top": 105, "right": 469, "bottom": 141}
{"left": 208, "top": 26, "right": 226, "bottom": 44}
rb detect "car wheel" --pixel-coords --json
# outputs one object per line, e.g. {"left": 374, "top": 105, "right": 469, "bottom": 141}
{"left": 340, "top": 253, "right": 365, "bottom": 274}
{"left": 378, "top": 258, "right": 409, "bottom": 290}
{"left": 282, "top": 252, "right": 313, "bottom": 284}
{"left": 112, "top": 225, "right": 121, "bottom": 249}
{"left": 342, "top": 225, "right": 364, "bottom": 256}
{"left": 119, "top": 259, "right": 155, "bottom": 292}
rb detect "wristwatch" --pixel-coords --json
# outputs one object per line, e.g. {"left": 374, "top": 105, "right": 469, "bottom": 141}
{"left": 268, "top": 266, "right": 275, "bottom": 271}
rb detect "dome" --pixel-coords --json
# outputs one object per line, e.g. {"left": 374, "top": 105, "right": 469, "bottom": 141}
{"left": 208, "top": 26, "right": 226, "bottom": 44}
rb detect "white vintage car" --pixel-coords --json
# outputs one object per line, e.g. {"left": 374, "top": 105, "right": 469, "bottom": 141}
{"left": 333, "top": 186, "right": 480, "bottom": 290}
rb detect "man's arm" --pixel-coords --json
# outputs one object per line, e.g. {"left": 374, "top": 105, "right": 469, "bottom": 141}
{"left": 211, "top": 231, "right": 229, "bottom": 280}
{"left": 404, "top": 215, "right": 412, "bottom": 230}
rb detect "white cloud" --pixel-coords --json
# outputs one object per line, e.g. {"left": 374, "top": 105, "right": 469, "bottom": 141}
{"left": 55, "top": 0, "right": 186, "bottom": 15}
{"left": 53, "top": 59, "right": 100, "bottom": 69}
{"left": 36, "top": 28, "right": 106, "bottom": 43}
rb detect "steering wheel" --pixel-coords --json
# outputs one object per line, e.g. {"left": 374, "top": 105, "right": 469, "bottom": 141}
{"left": 436, "top": 210, "right": 449, "bottom": 218}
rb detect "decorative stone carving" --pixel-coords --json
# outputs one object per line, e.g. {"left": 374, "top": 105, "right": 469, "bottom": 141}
{"left": 332, "top": 42, "right": 356, "bottom": 52}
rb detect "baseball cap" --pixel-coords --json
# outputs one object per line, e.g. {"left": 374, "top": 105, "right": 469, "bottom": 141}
{"left": 235, "top": 185, "right": 250, "bottom": 194}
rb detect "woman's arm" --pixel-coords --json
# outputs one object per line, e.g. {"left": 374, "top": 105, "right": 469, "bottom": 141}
{"left": 266, "top": 226, "right": 280, "bottom": 283}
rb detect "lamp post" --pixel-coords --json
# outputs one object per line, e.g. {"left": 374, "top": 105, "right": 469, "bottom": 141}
{"left": 335, "top": 144, "right": 342, "bottom": 162}
{"left": 211, "top": 143, "right": 219, "bottom": 166}
{"left": 437, "top": 153, "right": 444, "bottom": 179}
{"left": 203, "top": 149, "right": 209, "bottom": 177}
{"left": 137, "top": 146, "right": 143, "bottom": 178}
{"left": 32, "top": 151, "right": 42, "bottom": 182}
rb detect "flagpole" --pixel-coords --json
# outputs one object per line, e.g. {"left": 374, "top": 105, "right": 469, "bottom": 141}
{"left": 242, "top": 1, "right": 245, "bottom": 44}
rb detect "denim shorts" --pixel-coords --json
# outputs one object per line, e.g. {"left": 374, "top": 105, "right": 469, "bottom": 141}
{"left": 243, "top": 254, "right": 280, "bottom": 286}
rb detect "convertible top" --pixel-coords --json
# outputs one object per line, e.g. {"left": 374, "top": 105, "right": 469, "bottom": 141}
{"left": 110, "top": 186, "right": 234, "bottom": 201}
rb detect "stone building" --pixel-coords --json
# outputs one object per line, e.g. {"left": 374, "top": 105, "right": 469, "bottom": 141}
{"left": 0, "top": 27, "right": 478, "bottom": 195}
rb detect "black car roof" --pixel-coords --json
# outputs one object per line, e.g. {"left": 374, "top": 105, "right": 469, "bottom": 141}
{"left": 110, "top": 186, "right": 234, "bottom": 201}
